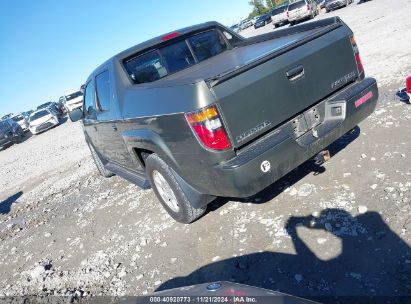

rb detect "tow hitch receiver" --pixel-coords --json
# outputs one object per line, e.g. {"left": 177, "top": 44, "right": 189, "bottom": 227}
{"left": 314, "top": 150, "right": 331, "bottom": 165}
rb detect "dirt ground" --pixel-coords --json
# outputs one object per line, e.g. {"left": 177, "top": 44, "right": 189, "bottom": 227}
{"left": 1, "top": 0, "right": 411, "bottom": 302}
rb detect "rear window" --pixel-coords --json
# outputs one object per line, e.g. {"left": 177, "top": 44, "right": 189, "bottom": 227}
{"left": 289, "top": 1, "right": 306, "bottom": 10}
{"left": 124, "top": 29, "right": 229, "bottom": 84}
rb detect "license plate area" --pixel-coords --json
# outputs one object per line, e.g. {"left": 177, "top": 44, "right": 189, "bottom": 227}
{"left": 305, "top": 107, "right": 321, "bottom": 129}
{"left": 287, "top": 105, "right": 323, "bottom": 139}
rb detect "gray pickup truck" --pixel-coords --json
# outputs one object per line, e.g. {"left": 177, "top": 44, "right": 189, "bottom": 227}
{"left": 70, "top": 17, "right": 378, "bottom": 223}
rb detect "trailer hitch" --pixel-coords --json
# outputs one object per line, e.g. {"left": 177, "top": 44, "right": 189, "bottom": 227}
{"left": 313, "top": 150, "right": 331, "bottom": 166}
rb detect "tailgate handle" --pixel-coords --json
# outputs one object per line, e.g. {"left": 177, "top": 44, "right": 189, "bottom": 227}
{"left": 286, "top": 65, "right": 305, "bottom": 82}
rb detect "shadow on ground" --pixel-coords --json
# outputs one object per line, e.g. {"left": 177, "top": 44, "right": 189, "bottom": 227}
{"left": 0, "top": 191, "right": 23, "bottom": 214}
{"left": 158, "top": 208, "right": 411, "bottom": 303}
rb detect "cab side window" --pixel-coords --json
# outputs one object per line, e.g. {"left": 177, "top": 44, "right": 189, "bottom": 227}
{"left": 95, "top": 71, "right": 111, "bottom": 112}
{"left": 83, "top": 81, "right": 96, "bottom": 116}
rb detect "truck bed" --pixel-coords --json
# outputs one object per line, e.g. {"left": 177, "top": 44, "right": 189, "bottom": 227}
{"left": 157, "top": 28, "right": 319, "bottom": 85}
{"left": 154, "top": 18, "right": 343, "bottom": 87}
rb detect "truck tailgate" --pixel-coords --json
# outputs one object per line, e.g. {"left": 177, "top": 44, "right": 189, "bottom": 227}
{"left": 211, "top": 24, "right": 358, "bottom": 148}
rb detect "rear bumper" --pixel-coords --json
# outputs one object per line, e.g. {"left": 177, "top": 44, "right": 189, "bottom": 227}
{"left": 288, "top": 11, "right": 311, "bottom": 22}
{"left": 205, "top": 78, "right": 378, "bottom": 198}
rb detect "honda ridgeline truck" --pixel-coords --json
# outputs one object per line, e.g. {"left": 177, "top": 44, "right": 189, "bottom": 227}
{"left": 70, "top": 17, "right": 378, "bottom": 223}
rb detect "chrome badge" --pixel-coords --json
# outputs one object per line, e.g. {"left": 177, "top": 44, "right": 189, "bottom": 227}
{"left": 236, "top": 121, "right": 272, "bottom": 143}
{"left": 331, "top": 70, "right": 356, "bottom": 89}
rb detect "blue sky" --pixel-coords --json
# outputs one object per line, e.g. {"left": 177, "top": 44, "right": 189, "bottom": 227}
{"left": 0, "top": 0, "right": 251, "bottom": 116}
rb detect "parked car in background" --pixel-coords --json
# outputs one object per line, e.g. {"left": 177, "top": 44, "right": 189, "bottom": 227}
{"left": 11, "top": 113, "right": 30, "bottom": 132}
{"left": 64, "top": 90, "right": 83, "bottom": 112}
{"left": 239, "top": 19, "right": 253, "bottom": 30}
{"left": 287, "top": 0, "right": 318, "bottom": 26}
{"left": 229, "top": 24, "right": 240, "bottom": 33}
{"left": 254, "top": 14, "right": 272, "bottom": 29}
{"left": 315, "top": 0, "right": 326, "bottom": 8}
{"left": 250, "top": 16, "right": 259, "bottom": 25}
{"left": 271, "top": 5, "right": 289, "bottom": 28}
{"left": 0, "top": 118, "right": 24, "bottom": 149}
{"left": 1, "top": 113, "right": 14, "bottom": 120}
{"left": 325, "top": 0, "right": 353, "bottom": 12}
{"left": 54, "top": 101, "right": 66, "bottom": 114}
{"left": 28, "top": 108, "right": 59, "bottom": 135}
{"left": 37, "top": 101, "right": 64, "bottom": 117}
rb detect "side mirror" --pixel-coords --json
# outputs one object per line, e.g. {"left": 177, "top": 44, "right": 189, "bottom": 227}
{"left": 69, "top": 108, "right": 83, "bottom": 122}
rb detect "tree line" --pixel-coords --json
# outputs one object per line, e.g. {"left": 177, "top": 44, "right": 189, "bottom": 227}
{"left": 248, "top": 0, "right": 289, "bottom": 18}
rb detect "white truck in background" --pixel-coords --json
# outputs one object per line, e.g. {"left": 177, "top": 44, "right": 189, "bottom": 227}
{"left": 63, "top": 90, "right": 83, "bottom": 112}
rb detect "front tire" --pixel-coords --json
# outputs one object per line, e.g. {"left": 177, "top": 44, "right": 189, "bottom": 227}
{"left": 15, "top": 128, "right": 24, "bottom": 143}
{"left": 88, "top": 142, "right": 114, "bottom": 178}
{"left": 146, "top": 154, "right": 206, "bottom": 224}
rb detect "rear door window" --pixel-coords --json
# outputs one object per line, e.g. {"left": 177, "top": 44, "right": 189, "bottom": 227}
{"left": 83, "top": 81, "right": 96, "bottom": 116}
{"left": 95, "top": 71, "right": 111, "bottom": 111}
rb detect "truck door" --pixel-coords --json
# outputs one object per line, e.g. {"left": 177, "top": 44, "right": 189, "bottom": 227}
{"left": 93, "top": 70, "right": 136, "bottom": 168}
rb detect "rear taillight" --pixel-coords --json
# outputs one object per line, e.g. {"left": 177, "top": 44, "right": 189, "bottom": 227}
{"left": 287, "top": 10, "right": 289, "bottom": 17}
{"left": 185, "top": 105, "right": 231, "bottom": 150}
{"left": 351, "top": 36, "right": 364, "bottom": 75}
{"left": 307, "top": 4, "right": 311, "bottom": 10}
{"left": 406, "top": 75, "right": 411, "bottom": 94}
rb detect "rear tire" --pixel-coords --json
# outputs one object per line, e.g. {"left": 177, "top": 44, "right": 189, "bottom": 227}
{"left": 88, "top": 142, "right": 114, "bottom": 178}
{"left": 146, "top": 154, "right": 206, "bottom": 224}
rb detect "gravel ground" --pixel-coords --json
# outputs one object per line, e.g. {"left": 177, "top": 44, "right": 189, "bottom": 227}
{"left": 1, "top": 0, "right": 411, "bottom": 302}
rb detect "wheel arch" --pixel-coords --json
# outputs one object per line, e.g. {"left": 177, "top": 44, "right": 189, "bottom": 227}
{"left": 122, "top": 129, "right": 179, "bottom": 170}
